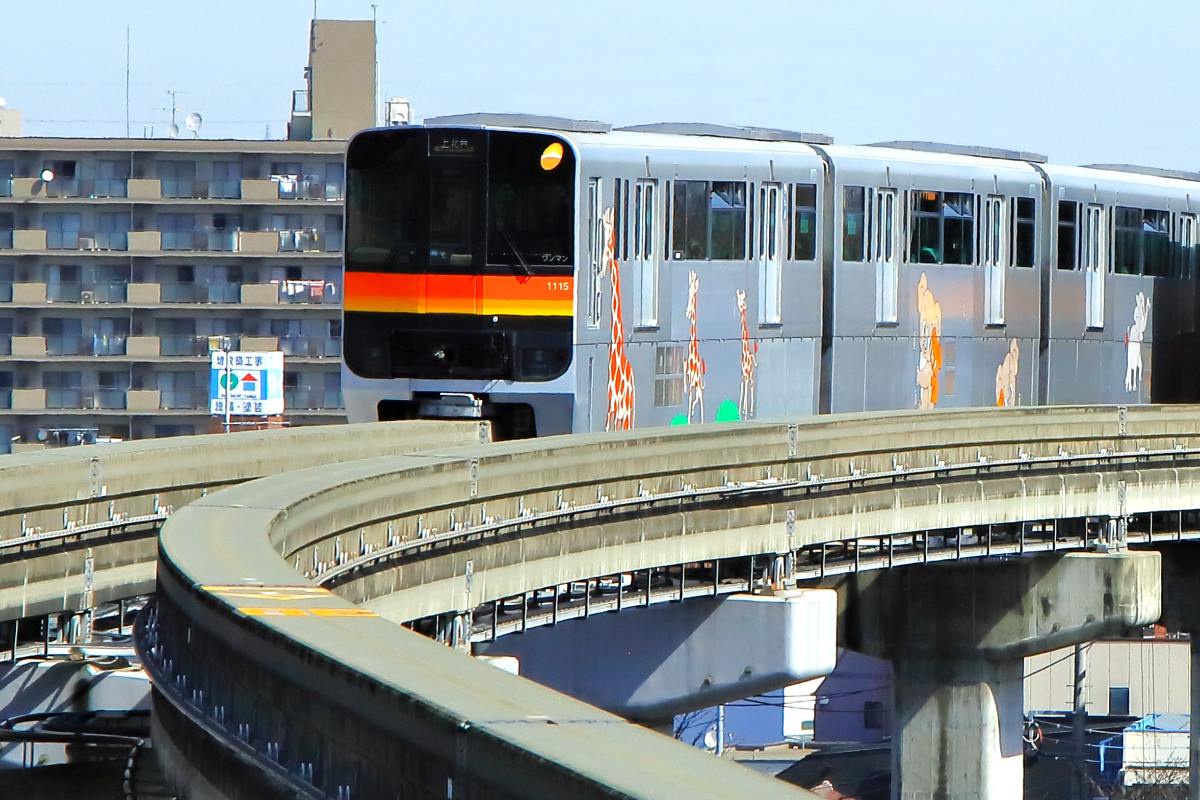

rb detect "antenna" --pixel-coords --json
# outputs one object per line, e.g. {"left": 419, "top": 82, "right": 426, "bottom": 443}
{"left": 185, "top": 112, "right": 203, "bottom": 138}
{"left": 168, "top": 123, "right": 179, "bottom": 139}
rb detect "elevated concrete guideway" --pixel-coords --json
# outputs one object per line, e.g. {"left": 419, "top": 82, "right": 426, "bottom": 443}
{"left": 135, "top": 405, "right": 1190, "bottom": 799}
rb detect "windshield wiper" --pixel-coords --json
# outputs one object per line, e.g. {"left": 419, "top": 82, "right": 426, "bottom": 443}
{"left": 497, "top": 223, "right": 534, "bottom": 277}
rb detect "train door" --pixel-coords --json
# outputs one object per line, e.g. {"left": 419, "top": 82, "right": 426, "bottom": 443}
{"left": 1083, "top": 204, "right": 1106, "bottom": 329}
{"left": 1176, "top": 212, "right": 1197, "bottom": 278}
{"left": 981, "top": 195, "right": 1006, "bottom": 325}
{"left": 757, "top": 183, "right": 784, "bottom": 324}
{"left": 872, "top": 188, "right": 899, "bottom": 324}
{"left": 633, "top": 179, "right": 659, "bottom": 327}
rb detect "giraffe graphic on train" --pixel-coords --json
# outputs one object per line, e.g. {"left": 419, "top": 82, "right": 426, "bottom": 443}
{"left": 916, "top": 272, "right": 943, "bottom": 410}
{"left": 736, "top": 289, "right": 758, "bottom": 419}
{"left": 683, "top": 270, "right": 706, "bottom": 423}
{"left": 600, "top": 207, "right": 635, "bottom": 431}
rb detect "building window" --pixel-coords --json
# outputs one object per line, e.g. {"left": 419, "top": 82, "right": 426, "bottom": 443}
{"left": 43, "top": 212, "right": 82, "bottom": 250}
{"left": 842, "top": 186, "right": 866, "bottom": 262}
{"left": 210, "top": 161, "right": 242, "bottom": 199}
{"left": 670, "top": 180, "right": 747, "bottom": 261}
{"left": 910, "top": 191, "right": 975, "bottom": 265}
{"left": 157, "top": 161, "right": 198, "bottom": 199}
{"left": 791, "top": 183, "right": 818, "bottom": 261}
{"left": 1114, "top": 206, "right": 1170, "bottom": 276}
{"left": 1057, "top": 201, "right": 1078, "bottom": 270}
{"left": 96, "top": 212, "right": 130, "bottom": 251}
{"left": 1013, "top": 197, "right": 1036, "bottom": 268}
{"left": 864, "top": 701, "right": 884, "bottom": 730}
{"left": 1109, "top": 686, "right": 1130, "bottom": 716}
{"left": 95, "top": 160, "right": 129, "bottom": 198}
{"left": 0, "top": 160, "right": 12, "bottom": 197}
{"left": 158, "top": 213, "right": 197, "bottom": 251}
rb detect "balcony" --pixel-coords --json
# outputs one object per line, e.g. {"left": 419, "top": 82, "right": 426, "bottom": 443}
{"left": 276, "top": 279, "right": 338, "bottom": 305}
{"left": 283, "top": 387, "right": 344, "bottom": 410}
{"left": 159, "top": 335, "right": 211, "bottom": 357}
{"left": 93, "top": 388, "right": 128, "bottom": 410}
{"left": 92, "top": 334, "right": 128, "bottom": 356}
{"left": 0, "top": 177, "right": 10, "bottom": 198}
{"left": 159, "top": 388, "right": 206, "bottom": 410}
{"left": 127, "top": 179, "right": 161, "bottom": 201}
{"left": 161, "top": 180, "right": 209, "bottom": 200}
{"left": 277, "top": 228, "right": 322, "bottom": 253}
{"left": 89, "top": 282, "right": 129, "bottom": 303}
{"left": 0, "top": 335, "right": 13, "bottom": 356}
{"left": 160, "top": 283, "right": 202, "bottom": 303}
{"left": 45, "top": 388, "right": 83, "bottom": 409}
{"left": 93, "top": 179, "right": 128, "bottom": 199}
{"left": 161, "top": 230, "right": 206, "bottom": 252}
{"left": 45, "top": 335, "right": 91, "bottom": 356}
{"left": 0, "top": 283, "right": 10, "bottom": 302}
{"left": 11, "top": 388, "right": 46, "bottom": 410}
{"left": 11, "top": 336, "right": 47, "bottom": 357}
{"left": 127, "top": 283, "right": 160, "bottom": 304}
{"left": 46, "top": 230, "right": 80, "bottom": 250}
{"left": 47, "top": 282, "right": 82, "bottom": 303}
{"left": 0, "top": 230, "right": 11, "bottom": 249}
{"left": 92, "top": 232, "right": 129, "bottom": 252}
{"left": 205, "top": 284, "right": 240, "bottom": 303}
{"left": 0, "top": 388, "right": 10, "bottom": 409}
{"left": 207, "top": 229, "right": 239, "bottom": 252}
{"left": 43, "top": 179, "right": 82, "bottom": 199}
{"left": 240, "top": 283, "right": 279, "bottom": 305}
{"left": 13, "top": 230, "right": 46, "bottom": 250}
{"left": 278, "top": 336, "right": 340, "bottom": 358}
{"left": 208, "top": 180, "right": 242, "bottom": 200}
{"left": 274, "top": 176, "right": 340, "bottom": 201}
{"left": 127, "top": 230, "right": 160, "bottom": 251}
{"left": 126, "top": 336, "right": 160, "bottom": 357}
{"left": 12, "top": 283, "right": 46, "bottom": 303}
{"left": 323, "top": 232, "right": 343, "bottom": 252}
{"left": 126, "top": 389, "right": 160, "bottom": 411}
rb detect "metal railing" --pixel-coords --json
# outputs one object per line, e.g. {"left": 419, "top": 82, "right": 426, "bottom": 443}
{"left": 283, "top": 388, "right": 343, "bottom": 411}
{"left": 276, "top": 228, "right": 321, "bottom": 252}
{"left": 277, "top": 335, "right": 338, "bottom": 358}
{"left": 0, "top": 284, "right": 11, "bottom": 303}
{"left": 276, "top": 279, "right": 338, "bottom": 304}
{"left": 0, "top": 231, "right": 12, "bottom": 249}
{"left": 92, "top": 179, "right": 128, "bottom": 199}
{"left": 160, "top": 283, "right": 201, "bottom": 303}
{"left": 158, "top": 336, "right": 210, "bottom": 357}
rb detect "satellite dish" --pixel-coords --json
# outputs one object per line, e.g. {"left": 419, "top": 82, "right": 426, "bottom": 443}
{"left": 702, "top": 727, "right": 718, "bottom": 751}
{"left": 0, "top": 97, "right": 7, "bottom": 109}
{"left": 185, "top": 112, "right": 203, "bottom": 138}
{"left": 168, "top": 123, "right": 180, "bottom": 139}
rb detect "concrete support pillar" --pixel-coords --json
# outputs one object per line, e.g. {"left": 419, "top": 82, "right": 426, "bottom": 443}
{"left": 834, "top": 551, "right": 1160, "bottom": 800}
{"left": 1152, "top": 543, "right": 1200, "bottom": 800}
{"left": 892, "top": 657, "right": 1024, "bottom": 799}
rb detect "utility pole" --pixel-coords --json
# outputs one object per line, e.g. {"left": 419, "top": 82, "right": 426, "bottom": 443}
{"left": 715, "top": 704, "right": 725, "bottom": 757}
{"left": 1072, "top": 643, "right": 1088, "bottom": 800}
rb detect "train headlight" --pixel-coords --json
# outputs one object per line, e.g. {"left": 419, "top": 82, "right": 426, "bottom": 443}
{"left": 539, "top": 142, "right": 564, "bottom": 171}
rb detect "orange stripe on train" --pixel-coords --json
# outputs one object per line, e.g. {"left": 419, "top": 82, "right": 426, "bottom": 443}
{"left": 344, "top": 272, "right": 574, "bottom": 317}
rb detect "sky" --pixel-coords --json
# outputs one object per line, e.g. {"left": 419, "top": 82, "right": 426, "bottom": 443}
{"left": 1, "top": 0, "right": 1197, "bottom": 169}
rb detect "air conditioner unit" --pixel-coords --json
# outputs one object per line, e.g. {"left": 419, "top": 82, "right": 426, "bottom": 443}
{"left": 80, "top": 290, "right": 95, "bottom": 303}
{"left": 78, "top": 236, "right": 95, "bottom": 251}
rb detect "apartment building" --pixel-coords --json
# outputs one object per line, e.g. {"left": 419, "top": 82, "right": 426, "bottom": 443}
{"left": 0, "top": 17, "right": 380, "bottom": 453}
{"left": 0, "top": 137, "right": 348, "bottom": 451}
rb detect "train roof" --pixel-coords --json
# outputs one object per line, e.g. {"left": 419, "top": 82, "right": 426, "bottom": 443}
{"left": 396, "top": 115, "right": 1200, "bottom": 190}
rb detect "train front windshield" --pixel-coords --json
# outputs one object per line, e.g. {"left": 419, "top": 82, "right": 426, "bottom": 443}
{"left": 343, "top": 128, "right": 576, "bottom": 381}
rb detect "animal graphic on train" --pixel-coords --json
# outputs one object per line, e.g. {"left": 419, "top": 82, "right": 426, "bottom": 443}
{"left": 1125, "top": 291, "right": 1151, "bottom": 393}
{"left": 736, "top": 289, "right": 758, "bottom": 419}
{"left": 601, "top": 207, "right": 635, "bottom": 431}
{"left": 995, "top": 339, "right": 1019, "bottom": 407}
{"left": 683, "top": 270, "right": 706, "bottom": 423}
{"left": 916, "top": 273, "right": 943, "bottom": 410}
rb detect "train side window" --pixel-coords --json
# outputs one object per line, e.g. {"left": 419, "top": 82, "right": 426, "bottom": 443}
{"left": 1143, "top": 209, "right": 1170, "bottom": 277}
{"left": 1013, "top": 197, "right": 1035, "bottom": 267}
{"left": 1177, "top": 213, "right": 1198, "bottom": 278}
{"left": 792, "top": 183, "right": 817, "bottom": 261}
{"left": 1057, "top": 201, "right": 1078, "bottom": 270}
{"left": 710, "top": 181, "right": 747, "bottom": 260}
{"left": 586, "top": 178, "right": 602, "bottom": 327}
{"left": 943, "top": 192, "right": 974, "bottom": 264}
{"left": 842, "top": 186, "right": 866, "bottom": 261}
{"left": 910, "top": 190, "right": 974, "bottom": 265}
{"left": 614, "top": 180, "right": 624, "bottom": 261}
{"left": 621, "top": 179, "right": 631, "bottom": 262}
{"left": 1114, "top": 206, "right": 1141, "bottom": 274}
{"left": 671, "top": 180, "right": 707, "bottom": 259}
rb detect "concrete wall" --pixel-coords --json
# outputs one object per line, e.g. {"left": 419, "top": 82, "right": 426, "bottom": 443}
{"left": 309, "top": 20, "right": 375, "bottom": 139}
{"left": 1025, "top": 639, "right": 1190, "bottom": 717}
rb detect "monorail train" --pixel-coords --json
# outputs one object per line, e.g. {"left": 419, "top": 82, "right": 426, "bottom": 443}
{"left": 341, "top": 114, "right": 1200, "bottom": 438}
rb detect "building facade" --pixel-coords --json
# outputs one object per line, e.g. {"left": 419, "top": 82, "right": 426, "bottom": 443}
{"left": 0, "top": 137, "right": 348, "bottom": 451}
